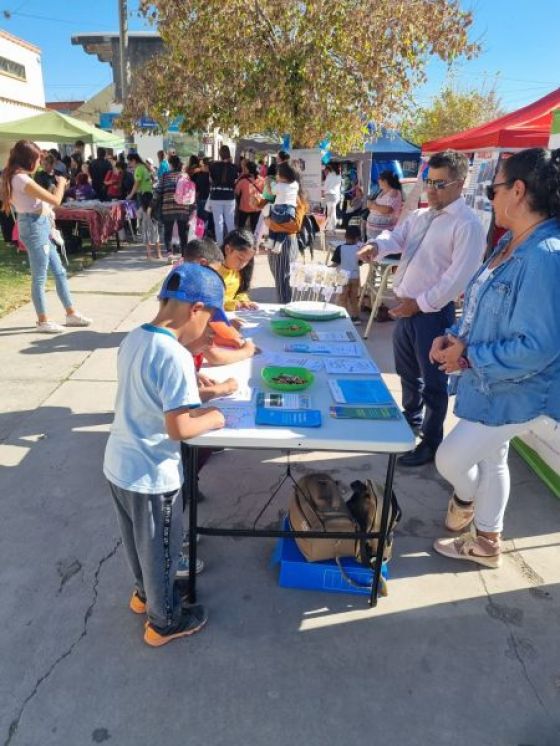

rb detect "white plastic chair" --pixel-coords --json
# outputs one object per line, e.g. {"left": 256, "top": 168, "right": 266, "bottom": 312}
{"left": 359, "top": 257, "right": 401, "bottom": 339}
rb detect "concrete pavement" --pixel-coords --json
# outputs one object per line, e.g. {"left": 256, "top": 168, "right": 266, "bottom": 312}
{"left": 1, "top": 246, "right": 560, "bottom": 746}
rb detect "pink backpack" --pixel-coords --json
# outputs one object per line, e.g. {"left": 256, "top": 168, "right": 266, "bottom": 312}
{"left": 174, "top": 174, "right": 196, "bottom": 206}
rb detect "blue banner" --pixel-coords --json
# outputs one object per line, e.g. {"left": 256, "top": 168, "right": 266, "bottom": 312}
{"left": 99, "top": 112, "right": 120, "bottom": 130}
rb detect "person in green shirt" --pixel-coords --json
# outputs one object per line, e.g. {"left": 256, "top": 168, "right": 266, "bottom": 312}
{"left": 126, "top": 152, "right": 160, "bottom": 259}
{"left": 126, "top": 153, "right": 153, "bottom": 201}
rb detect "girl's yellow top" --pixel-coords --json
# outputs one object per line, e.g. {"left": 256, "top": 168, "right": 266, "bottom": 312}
{"left": 217, "top": 264, "right": 251, "bottom": 311}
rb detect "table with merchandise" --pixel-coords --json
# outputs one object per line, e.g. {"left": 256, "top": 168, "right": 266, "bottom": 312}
{"left": 55, "top": 200, "right": 126, "bottom": 259}
{"left": 183, "top": 302, "right": 414, "bottom": 607}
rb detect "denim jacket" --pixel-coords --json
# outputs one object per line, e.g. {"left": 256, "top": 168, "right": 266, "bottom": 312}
{"left": 448, "top": 218, "right": 560, "bottom": 425}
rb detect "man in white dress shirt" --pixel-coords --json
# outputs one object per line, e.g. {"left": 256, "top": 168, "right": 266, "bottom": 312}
{"left": 358, "top": 151, "right": 486, "bottom": 466}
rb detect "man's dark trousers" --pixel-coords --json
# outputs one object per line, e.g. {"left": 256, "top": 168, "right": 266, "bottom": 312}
{"left": 393, "top": 302, "right": 455, "bottom": 451}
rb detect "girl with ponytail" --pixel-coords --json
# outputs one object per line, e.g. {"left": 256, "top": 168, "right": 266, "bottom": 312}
{"left": 0, "top": 140, "right": 92, "bottom": 333}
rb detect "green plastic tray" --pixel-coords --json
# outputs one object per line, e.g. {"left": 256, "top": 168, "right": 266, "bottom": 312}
{"left": 261, "top": 366, "right": 315, "bottom": 391}
{"left": 270, "top": 319, "right": 312, "bottom": 337}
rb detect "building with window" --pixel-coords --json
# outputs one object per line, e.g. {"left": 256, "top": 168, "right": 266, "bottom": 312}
{"left": 0, "top": 29, "right": 47, "bottom": 164}
{"left": 0, "top": 29, "right": 46, "bottom": 122}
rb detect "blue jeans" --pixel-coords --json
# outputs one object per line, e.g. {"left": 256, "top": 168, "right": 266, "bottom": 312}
{"left": 393, "top": 302, "right": 455, "bottom": 450}
{"left": 209, "top": 199, "right": 235, "bottom": 245}
{"left": 270, "top": 204, "right": 296, "bottom": 223}
{"left": 18, "top": 213, "right": 73, "bottom": 316}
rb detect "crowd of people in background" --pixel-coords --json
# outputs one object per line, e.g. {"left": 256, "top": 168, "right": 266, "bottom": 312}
{"left": 3, "top": 139, "right": 370, "bottom": 256}
{"left": 0, "top": 137, "right": 406, "bottom": 334}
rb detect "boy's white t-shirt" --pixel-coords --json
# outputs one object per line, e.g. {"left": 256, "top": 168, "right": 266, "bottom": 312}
{"left": 273, "top": 180, "right": 299, "bottom": 207}
{"left": 103, "top": 324, "right": 201, "bottom": 494}
{"left": 336, "top": 242, "right": 361, "bottom": 279}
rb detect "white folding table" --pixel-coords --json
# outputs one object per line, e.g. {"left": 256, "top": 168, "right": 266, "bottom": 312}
{"left": 183, "top": 304, "right": 414, "bottom": 606}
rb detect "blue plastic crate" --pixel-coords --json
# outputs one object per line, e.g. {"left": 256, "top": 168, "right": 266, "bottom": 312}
{"left": 271, "top": 517, "right": 388, "bottom": 597}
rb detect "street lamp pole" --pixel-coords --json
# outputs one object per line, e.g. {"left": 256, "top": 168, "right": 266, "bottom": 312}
{"left": 118, "top": 0, "right": 129, "bottom": 103}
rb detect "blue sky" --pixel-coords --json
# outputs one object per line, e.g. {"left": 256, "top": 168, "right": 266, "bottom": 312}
{"left": 1, "top": 0, "right": 558, "bottom": 113}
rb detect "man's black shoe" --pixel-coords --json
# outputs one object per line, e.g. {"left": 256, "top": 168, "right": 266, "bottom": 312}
{"left": 398, "top": 440, "right": 435, "bottom": 467}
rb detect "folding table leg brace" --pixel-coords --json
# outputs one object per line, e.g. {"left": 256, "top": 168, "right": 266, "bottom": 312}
{"left": 185, "top": 445, "right": 398, "bottom": 608}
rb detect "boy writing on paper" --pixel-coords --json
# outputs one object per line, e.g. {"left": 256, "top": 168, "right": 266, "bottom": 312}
{"left": 103, "top": 263, "right": 229, "bottom": 647}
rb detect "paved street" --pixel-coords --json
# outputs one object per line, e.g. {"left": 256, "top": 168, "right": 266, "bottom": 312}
{"left": 1, "top": 247, "right": 559, "bottom": 746}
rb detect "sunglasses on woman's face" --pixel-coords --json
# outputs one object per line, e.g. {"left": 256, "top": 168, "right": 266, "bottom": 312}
{"left": 485, "top": 180, "right": 513, "bottom": 201}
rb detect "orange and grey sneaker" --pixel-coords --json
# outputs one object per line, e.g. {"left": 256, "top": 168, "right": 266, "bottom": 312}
{"left": 445, "top": 495, "right": 475, "bottom": 532}
{"left": 129, "top": 590, "right": 147, "bottom": 614}
{"left": 433, "top": 532, "right": 502, "bottom": 569}
{"left": 144, "top": 604, "right": 208, "bottom": 647}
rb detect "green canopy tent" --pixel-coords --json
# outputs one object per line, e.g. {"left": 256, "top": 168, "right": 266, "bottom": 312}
{"left": 0, "top": 110, "right": 123, "bottom": 147}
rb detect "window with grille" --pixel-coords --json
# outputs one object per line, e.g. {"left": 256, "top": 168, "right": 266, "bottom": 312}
{"left": 0, "top": 56, "right": 26, "bottom": 81}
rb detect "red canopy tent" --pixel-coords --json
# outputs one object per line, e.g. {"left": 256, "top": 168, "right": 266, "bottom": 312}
{"left": 422, "top": 88, "right": 560, "bottom": 153}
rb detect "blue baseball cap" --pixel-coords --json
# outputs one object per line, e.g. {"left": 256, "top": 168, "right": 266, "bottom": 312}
{"left": 158, "top": 263, "right": 230, "bottom": 325}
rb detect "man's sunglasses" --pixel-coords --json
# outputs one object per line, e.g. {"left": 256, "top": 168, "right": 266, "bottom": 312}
{"left": 425, "top": 179, "right": 459, "bottom": 190}
{"left": 485, "top": 180, "right": 513, "bottom": 201}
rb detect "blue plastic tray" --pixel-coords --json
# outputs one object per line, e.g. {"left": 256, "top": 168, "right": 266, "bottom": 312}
{"left": 271, "top": 517, "right": 388, "bottom": 597}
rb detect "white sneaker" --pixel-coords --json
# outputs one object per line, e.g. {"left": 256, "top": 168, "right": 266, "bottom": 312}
{"left": 36, "top": 320, "right": 65, "bottom": 334}
{"left": 65, "top": 313, "right": 92, "bottom": 327}
{"left": 175, "top": 553, "right": 204, "bottom": 578}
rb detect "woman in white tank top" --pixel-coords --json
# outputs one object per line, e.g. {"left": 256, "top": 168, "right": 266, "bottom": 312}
{"left": 0, "top": 140, "right": 92, "bottom": 333}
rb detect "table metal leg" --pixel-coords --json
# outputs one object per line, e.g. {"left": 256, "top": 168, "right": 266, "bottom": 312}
{"left": 369, "top": 453, "right": 397, "bottom": 607}
{"left": 186, "top": 445, "right": 199, "bottom": 603}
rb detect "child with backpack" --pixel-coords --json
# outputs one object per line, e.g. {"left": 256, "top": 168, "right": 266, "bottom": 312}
{"left": 103, "top": 263, "right": 228, "bottom": 647}
{"left": 156, "top": 155, "right": 195, "bottom": 261}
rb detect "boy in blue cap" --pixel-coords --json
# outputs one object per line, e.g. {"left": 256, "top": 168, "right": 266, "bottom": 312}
{"left": 104, "top": 263, "right": 228, "bottom": 646}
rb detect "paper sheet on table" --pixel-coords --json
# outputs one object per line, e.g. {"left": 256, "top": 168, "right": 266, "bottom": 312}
{"left": 324, "top": 358, "right": 380, "bottom": 375}
{"left": 284, "top": 342, "right": 363, "bottom": 357}
{"left": 209, "top": 385, "right": 255, "bottom": 407}
{"left": 310, "top": 331, "right": 357, "bottom": 342}
{"left": 328, "top": 378, "right": 393, "bottom": 404}
{"left": 219, "top": 407, "right": 256, "bottom": 429}
{"left": 262, "top": 354, "right": 324, "bottom": 371}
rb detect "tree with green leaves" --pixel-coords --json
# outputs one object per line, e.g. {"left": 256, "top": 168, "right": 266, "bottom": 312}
{"left": 128, "top": 0, "right": 479, "bottom": 153}
{"left": 402, "top": 85, "right": 505, "bottom": 146}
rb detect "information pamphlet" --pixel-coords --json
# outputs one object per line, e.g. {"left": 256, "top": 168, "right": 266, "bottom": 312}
{"left": 255, "top": 408, "right": 322, "bottom": 428}
{"left": 328, "top": 378, "right": 393, "bottom": 405}
{"left": 256, "top": 393, "right": 311, "bottom": 409}
{"left": 330, "top": 405, "right": 401, "bottom": 420}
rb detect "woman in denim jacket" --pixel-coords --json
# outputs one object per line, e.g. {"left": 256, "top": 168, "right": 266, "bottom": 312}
{"left": 428, "top": 148, "right": 560, "bottom": 568}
